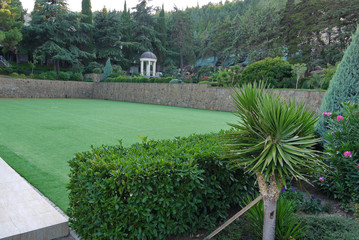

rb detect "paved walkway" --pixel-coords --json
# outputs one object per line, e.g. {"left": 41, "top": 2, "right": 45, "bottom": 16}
{"left": 0, "top": 158, "right": 69, "bottom": 239}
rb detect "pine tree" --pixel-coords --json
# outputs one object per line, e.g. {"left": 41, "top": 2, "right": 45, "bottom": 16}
{"left": 93, "top": 9, "right": 122, "bottom": 63}
{"left": 23, "top": 0, "right": 94, "bottom": 75}
{"left": 316, "top": 27, "right": 359, "bottom": 138}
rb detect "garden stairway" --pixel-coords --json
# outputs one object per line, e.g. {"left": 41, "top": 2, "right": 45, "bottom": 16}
{"left": 0, "top": 158, "right": 69, "bottom": 240}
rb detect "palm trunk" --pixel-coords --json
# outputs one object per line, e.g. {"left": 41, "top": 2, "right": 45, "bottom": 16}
{"left": 262, "top": 196, "right": 277, "bottom": 240}
{"left": 257, "top": 174, "right": 281, "bottom": 240}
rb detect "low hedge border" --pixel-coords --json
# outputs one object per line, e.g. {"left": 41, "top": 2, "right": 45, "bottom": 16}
{"left": 68, "top": 132, "right": 257, "bottom": 239}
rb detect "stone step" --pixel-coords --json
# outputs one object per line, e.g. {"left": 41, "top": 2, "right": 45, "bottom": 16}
{"left": 0, "top": 158, "right": 69, "bottom": 240}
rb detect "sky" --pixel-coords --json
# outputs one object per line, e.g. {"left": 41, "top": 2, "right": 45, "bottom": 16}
{"left": 20, "top": 0, "right": 223, "bottom": 13}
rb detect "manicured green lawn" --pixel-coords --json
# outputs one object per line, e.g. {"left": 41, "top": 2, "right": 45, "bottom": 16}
{"left": 0, "top": 99, "right": 235, "bottom": 211}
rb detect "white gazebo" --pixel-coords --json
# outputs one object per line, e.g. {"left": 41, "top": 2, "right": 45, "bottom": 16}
{"left": 140, "top": 51, "right": 157, "bottom": 77}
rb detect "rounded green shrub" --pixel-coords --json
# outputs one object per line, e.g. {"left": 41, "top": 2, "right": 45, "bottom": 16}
{"left": 84, "top": 61, "right": 103, "bottom": 74}
{"left": 68, "top": 132, "right": 256, "bottom": 239}
{"left": 58, "top": 71, "right": 71, "bottom": 81}
{"left": 92, "top": 68, "right": 102, "bottom": 74}
{"left": 10, "top": 72, "right": 19, "bottom": 78}
{"left": 242, "top": 57, "right": 293, "bottom": 88}
{"left": 70, "top": 72, "right": 83, "bottom": 81}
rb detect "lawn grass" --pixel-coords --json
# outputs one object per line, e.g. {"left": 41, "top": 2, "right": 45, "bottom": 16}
{"left": 0, "top": 99, "right": 236, "bottom": 211}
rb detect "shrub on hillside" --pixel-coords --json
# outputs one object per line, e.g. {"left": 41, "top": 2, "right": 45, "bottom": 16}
{"left": 70, "top": 72, "right": 83, "bottom": 81}
{"left": 316, "top": 102, "right": 359, "bottom": 206}
{"left": 241, "top": 57, "right": 292, "bottom": 88}
{"left": 58, "top": 71, "right": 71, "bottom": 81}
{"left": 36, "top": 71, "right": 57, "bottom": 80}
{"left": 68, "top": 132, "right": 257, "bottom": 239}
{"left": 317, "top": 28, "right": 359, "bottom": 139}
{"left": 320, "top": 63, "right": 338, "bottom": 89}
{"left": 10, "top": 72, "right": 19, "bottom": 78}
{"left": 84, "top": 61, "right": 103, "bottom": 74}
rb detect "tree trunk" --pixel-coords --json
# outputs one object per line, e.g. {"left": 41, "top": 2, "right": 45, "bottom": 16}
{"left": 257, "top": 174, "right": 281, "bottom": 240}
{"left": 262, "top": 196, "right": 277, "bottom": 240}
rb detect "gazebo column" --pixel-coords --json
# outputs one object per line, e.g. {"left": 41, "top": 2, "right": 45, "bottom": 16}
{"left": 152, "top": 61, "right": 157, "bottom": 77}
{"left": 146, "top": 61, "right": 151, "bottom": 76}
{"left": 140, "top": 60, "right": 144, "bottom": 76}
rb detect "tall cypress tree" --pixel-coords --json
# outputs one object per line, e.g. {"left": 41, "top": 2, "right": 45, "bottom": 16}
{"left": 119, "top": 1, "right": 137, "bottom": 70}
{"left": 317, "top": 27, "right": 359, "bottom": 138}
{"left": 81, "top": 0, "right": 92, "bottom": 24}
{"left": 81, "top": 0, "right": 94, "bottom": 56}
{"left": 154, "top": 5, "right": 167, "bottom": 68}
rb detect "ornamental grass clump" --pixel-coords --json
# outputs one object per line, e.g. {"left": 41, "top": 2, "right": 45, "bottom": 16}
{"left": 225, "top": 82, "right": 325, "bottom": 240}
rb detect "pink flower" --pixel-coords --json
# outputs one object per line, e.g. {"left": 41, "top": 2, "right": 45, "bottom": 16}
{"left": 322, "top": 111, "right": 327, "bottom": 117}
{"left": 327, "top": 112, "right": 332, "bottom": 116}
{"left": 344, "top": 151, "right": 352, "bottom": 158}
{"left": 334, "top": 131, "right": 337, "bottom": 133}
{"left": 319, "top": 177, "right": 324, "bottom": 182}
{"left": 357, "top": 164, "right": 359, "bottom": 168}
{"left": 337, "top": 115, "right": 344, "bottom": 121}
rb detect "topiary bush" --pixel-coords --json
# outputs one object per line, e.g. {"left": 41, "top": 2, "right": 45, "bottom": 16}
{"left": 316, "top": 102, "right": 359, "bottom": 206}
{"left": 68, "top": 132, "right": 257, "bottom": 239}
{"left": 241, "top": 57, "right": 292, "bottom": 88}
{"left": 317, "top": 28, "right": 359, "bottom": 139}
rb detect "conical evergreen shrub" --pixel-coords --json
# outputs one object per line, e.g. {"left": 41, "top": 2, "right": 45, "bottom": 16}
{"left": 102, "top": 58, "right": 112, "bottom": 81}
{"left": 316, "top": 27, "right": 359, "bottom": 138}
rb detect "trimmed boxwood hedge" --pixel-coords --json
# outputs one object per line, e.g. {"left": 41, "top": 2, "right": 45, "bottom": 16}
{"left": 67, "top": 132, "right": 257, "bottom": 239}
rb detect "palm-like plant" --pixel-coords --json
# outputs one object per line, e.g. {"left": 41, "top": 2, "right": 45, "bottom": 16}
{"left": 226, "top": 82, "right": 324, "bottom": 240}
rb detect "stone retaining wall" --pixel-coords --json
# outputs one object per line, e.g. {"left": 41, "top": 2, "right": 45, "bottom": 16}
{"left": 0, "top": 78, "right": 93, "bottom": 99}
{"left": 0, "top": 77, "right": 326, "bottom": 112}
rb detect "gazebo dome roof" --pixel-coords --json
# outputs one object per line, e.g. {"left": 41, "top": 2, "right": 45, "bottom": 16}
{"left": 140, "top": 51, "right": 157, "bottom": 59}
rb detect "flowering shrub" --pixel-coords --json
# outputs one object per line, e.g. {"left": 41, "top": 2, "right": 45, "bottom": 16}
{"left": 316, "top": 102, "right": 359, "bottom": 206}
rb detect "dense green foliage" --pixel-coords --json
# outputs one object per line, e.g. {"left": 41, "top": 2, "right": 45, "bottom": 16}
{"left": 245, "top": 196, "right": 306, "bottom": 240}
{"left": 0, "top": 0, "right": 24, "bottom": 57}
{"left": 317, "top": 27, "right": 359, "bottom": 138}
{"left": 241, "top": 57, "right": 293, "bottom": 88}
{"left": 299, "top": 215, "right": 359, "bottom": 240}
{"left": 2, "top": 0, "right": 355, "bottom": 79}
{"left": 316, "top": 102, "right": 359, "bottom": 206}
{"left": 21, "top": 0, "right": 94, "bottom": 75}
{"left": 68, "top": 132, "right": 256, "bottom": 239}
